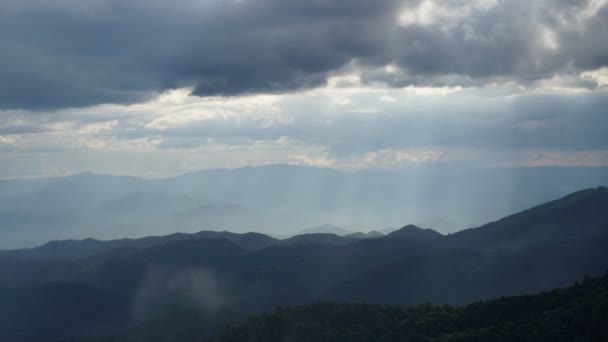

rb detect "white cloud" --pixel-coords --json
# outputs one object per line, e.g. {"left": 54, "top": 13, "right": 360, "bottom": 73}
{"left": 581, "top": 67, "right": 608, "bottom": 87}
{"left": 363, "top": 149, "right": 444, "bottom": 168}
{"left": 525, "top": 149, "right": 608, "bottom": 167}
{"left": 78, "top": 120, "right": 119, "bottom": 135}
{"left": 0, "top": 135, "right": 15, "bottom": 143}
{"left": 145, "top": 110, "right": 218, "bottom": 130}
{"left": 287, "top": 154, "right": 336, "bottom": 168}
{"left": 399, "top": 0, "right": 498, "bottom": 28}
{"left": 540, "top": 27, "right": 560, "bottom": 51}
{"left": 0, "top": 80, "right": 607, "bottom": 178}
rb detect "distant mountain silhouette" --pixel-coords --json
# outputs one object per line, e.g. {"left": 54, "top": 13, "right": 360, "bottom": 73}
{"left": 296, "top": 224, "right": 353, "bottom": 236}
{"left": 387, "top": 224, "right": 443, "bottom": 240}
{"left": 443, "top": 186, "right": 608, "bottom": 251}
{"left": 1, "top": 187, "right": 608, "bottom": 341}
{"left": 276, "top": 233, "right": 360, "bottom": 246}
{"left": 344, "top": 231, "right": 384, "bottom": 239}
{"left": 326, "top": 187, "right": 608, "bottom": 304}
{"left": 0, "top": 230, "right": 277, "bottom": 259}
{"left": 2, "top": 165, "right": 608, "bottom": 248}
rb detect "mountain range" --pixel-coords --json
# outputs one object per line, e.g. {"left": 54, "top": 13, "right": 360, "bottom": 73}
{"left": 0, "top": 186, "right": 607, "bottom": 341}
{"left": 2, "top": 165, "right": 608, "bottom": 248}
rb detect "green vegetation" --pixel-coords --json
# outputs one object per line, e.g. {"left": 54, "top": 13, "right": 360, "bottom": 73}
{"left": 213, "top": 273, "right": 608, "bottom": 342}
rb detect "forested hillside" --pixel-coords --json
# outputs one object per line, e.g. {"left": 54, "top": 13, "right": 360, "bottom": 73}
{"left": 212, "top": 273, "right": 608, "bottom": 342}
{"left": 1, "top": 187, "right": 607, "bottom": 341}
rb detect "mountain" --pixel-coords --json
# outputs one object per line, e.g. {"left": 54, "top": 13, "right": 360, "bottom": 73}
{"left": 1, "top": 187, "right": 608, "bottom": 341}
{"left": 0, "top": 174, "right": 146, "bottom": 214}
{"left": 326, "top": 187, "right": 608, "bottom": 304}
{"left": 0, "top": 230, "right": 277, "bottom": 259}
{"left": 211, "top": 273, "right": 608, "bottom": 342}
{"left": 443, "top": 186, "right": 608, "bottom": 251}
{"left": 71, "top": 238, "right": 247, "bottom": 296}
{"left": 3, "top": 187, "right": 608, "bottom": 297}
{"left": 344, "top": 231, "right": 384, "bottom": 239}
{"left": 0, "top": 282, "right": 129, "bottom": 342}
{"left": 277, "top": 233, "right": 360, "bottom": 246}
{"left": 387, "top": 224, "right": 443, "bottom": 240}
{"left": 97, "top": 191, "right": 209, "bottom": 215}
{"left": 2, "top": 165, "right": 608, "bottom": 248}
{"left": 0, "top": 196, "right": 266, "bottom": 250}
{"left": 296, "top": 224, "right": 353, "bottom": 236}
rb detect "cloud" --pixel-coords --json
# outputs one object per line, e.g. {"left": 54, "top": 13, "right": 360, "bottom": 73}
{"left": 1, "top": 0, "right": 607, "bottom": 109}
{"left": 525, "top": 149, "right": 608, "bottom": 167}
{"left": 0, "top": 81, "right": 606, "bottom": 178}
{"left": 288, "top": 153, "right": 336, "bottom": 168}
{"left": 132, "top": 267, "right": 227, "bottom": 322}
{"left": 128, "top": 87, "right": 608, "bottom": 155}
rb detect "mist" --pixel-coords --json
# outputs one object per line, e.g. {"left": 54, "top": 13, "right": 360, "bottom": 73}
{"left": 1, "top": 164, "right": 607, "bottom": 249}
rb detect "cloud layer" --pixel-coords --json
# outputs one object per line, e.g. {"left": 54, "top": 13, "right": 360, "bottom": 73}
{"left": 0, "top": 0, "right": 607, "bottom": 177}
{"left": 1, "top": 0, "right": 607, "bottom": 109}
{"left": 1, "top": 81, "right": 607, "bottom": 178}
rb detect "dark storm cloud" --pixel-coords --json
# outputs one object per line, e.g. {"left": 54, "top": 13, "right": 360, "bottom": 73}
{"left": 383, "top": 0, "right": 608, "bottom": 84}
{"left": 1, "top": 0, "right": 607, "bottom": 109}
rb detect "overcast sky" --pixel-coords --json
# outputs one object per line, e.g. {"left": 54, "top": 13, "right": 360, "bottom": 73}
{"left": 1, "top": 0, "right": 607, "bottom": 178}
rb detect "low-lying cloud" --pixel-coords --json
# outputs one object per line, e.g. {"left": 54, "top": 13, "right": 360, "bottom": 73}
{"left": 132, "top": 267, "right": 227, "bottom": 322}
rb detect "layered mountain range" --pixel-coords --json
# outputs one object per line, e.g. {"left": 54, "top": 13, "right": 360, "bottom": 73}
{"left": 2, "top": 165, "right": 608, "bottom": 249}
{"left": 1, "top": 186, "right": 607, "bottom": 341}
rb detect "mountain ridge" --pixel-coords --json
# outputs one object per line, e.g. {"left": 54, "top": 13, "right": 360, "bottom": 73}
{"left": 1, "top": 187, "right": 608, "bottom": 341}
{"left": 2, "top": 165, "right": 608, "bottom": 248}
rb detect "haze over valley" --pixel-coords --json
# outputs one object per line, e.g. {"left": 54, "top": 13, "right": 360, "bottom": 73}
{"left": 2, "top": 165, "right": 608, "bottom": 249}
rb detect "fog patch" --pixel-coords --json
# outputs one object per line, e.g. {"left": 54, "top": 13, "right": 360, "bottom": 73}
{"left": 131, "top": 267, "right": 227, "bottom": 322}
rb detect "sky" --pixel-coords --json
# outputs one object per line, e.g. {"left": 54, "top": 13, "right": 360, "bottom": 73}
{"left": 1, "top": 0, "right": 607, "bottom": 178}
